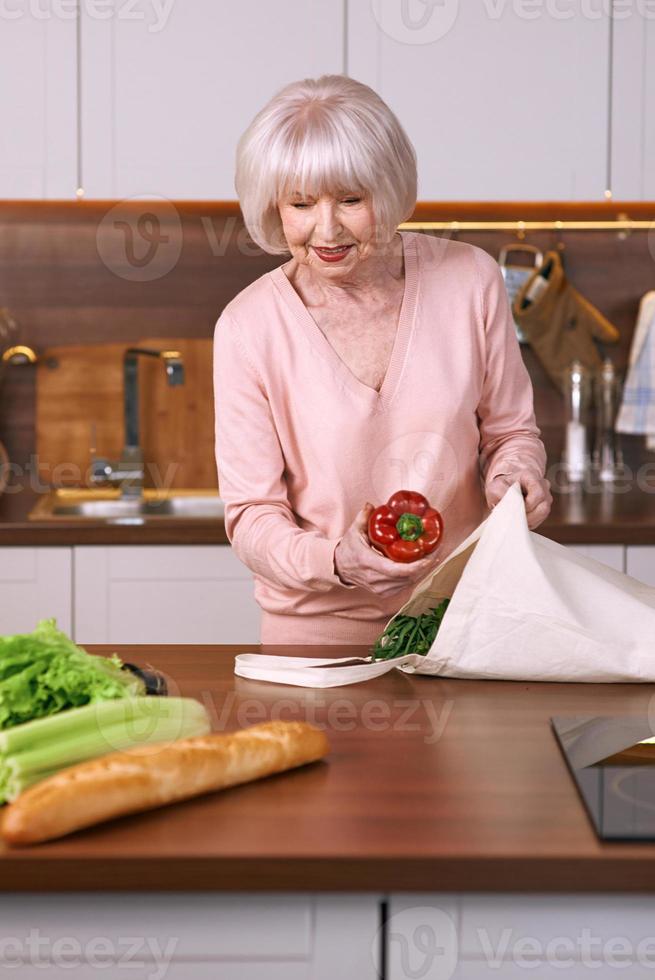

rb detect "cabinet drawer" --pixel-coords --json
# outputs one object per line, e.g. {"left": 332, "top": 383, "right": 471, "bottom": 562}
{"left": 74, "top": 546, "right": 261, "bottom": 643}
{"left": 0, "top": 894, "right": 380, "bottom": 980}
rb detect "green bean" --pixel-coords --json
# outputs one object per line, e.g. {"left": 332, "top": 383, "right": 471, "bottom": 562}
{"left": 371, "top": 599, "right": 450, "bottom": 662}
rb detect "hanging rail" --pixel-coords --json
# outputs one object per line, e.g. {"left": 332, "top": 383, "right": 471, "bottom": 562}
{"left": 399, "top": 217, "right": 653, "bottom": 232}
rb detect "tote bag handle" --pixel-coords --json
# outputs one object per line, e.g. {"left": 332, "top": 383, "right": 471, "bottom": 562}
{"left": 234, "top": 652, "right": 425, "bottom": 688}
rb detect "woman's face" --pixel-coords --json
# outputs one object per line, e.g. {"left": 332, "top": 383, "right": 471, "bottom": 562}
{"left": 277, "top": 188, "right": 385, "bottom": 277}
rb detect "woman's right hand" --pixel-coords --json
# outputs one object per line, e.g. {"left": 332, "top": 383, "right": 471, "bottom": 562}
{"left": 333, "top": 503, "right": 442, "bottom": 598}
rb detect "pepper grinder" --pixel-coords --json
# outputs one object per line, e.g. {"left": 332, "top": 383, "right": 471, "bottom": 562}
{"left": 592, "top": 357, "right": 623, "bottom": 482}
{"left": 562, "top": 359, "right": 592, "bottom": 482}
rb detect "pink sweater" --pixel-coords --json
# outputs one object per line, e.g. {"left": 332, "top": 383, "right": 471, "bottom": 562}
{"left": 213, "top": 232, "right": 546, "bottom": 645}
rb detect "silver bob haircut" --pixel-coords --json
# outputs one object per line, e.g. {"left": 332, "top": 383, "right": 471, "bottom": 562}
{"left": 235, "top": 74, "right": 418, "bottom": 255}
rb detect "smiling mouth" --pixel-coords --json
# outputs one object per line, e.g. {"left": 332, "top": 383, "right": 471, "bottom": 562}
{"left": 312, "top": 244, "right": 354, "bottom": 256}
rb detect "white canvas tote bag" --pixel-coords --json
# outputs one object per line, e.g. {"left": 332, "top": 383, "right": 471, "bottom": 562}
{"left": 234, "top": 482, "right": 655, "bottom": 687}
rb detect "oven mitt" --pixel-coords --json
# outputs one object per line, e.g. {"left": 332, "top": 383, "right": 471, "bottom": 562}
{"left": 512, "top": 249, "right": 620, "bottom": 392}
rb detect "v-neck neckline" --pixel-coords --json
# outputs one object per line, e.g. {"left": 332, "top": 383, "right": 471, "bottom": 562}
{"left": 270, "top": 231, "right": 420, "bottom": 412}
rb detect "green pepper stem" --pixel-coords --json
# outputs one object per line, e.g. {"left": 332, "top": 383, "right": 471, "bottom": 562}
{"left": 396, "top": 512, "right": 424, "bottom": 541}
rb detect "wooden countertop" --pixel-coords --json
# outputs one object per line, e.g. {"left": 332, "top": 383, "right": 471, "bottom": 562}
{"left": 0, "top": 488, "right": 229, "bottom": 545}
{"left": 3, "top": 644, "right": 655, "bottom": 892}
{"left": 1, "top": 480, "right": 655, "bottom": 545}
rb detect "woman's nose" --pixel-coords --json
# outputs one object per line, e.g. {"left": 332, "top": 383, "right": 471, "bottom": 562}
{"left": 315, "top": 202, "right": 342, "bottom": 241}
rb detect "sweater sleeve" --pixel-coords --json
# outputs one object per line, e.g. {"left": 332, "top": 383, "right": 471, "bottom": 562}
{"left": 473, "top": 247, "right": 548, "bottom": 485}
{"left": 213, "top": 310, "right": 353, "bottom": 594}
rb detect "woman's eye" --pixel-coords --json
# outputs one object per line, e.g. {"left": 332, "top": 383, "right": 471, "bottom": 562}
{"left": 292, "top": 202, "right": 311, "bottom": 209}
{"left": 342, "top": 198, "right": 361, "bottom": 205}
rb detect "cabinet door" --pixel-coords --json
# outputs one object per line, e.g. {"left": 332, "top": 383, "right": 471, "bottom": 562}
{"left": 388, "top": 894, "right": 655, "bottom": 978}
{"left": 80, "top": 0, "right": 344, "bottom": 198}
{"left": 626, "top": 546, "right": 655, "bottom": 587}
{"left": 0, "top": 12, "right": 76, "bottom": 197}
{"left": 73, "top": 545, "right": 261, "bottom": 644}
{"left": 0, "top": 548, "right": 71, "bottom": 634}
{"left": 611, "top": 11, "right": 655, "bottom": 199}
{"left": 348, "top": 3, "right": 609, "bottom": 200}
{"left": 0, "top": 893, "right": 380, "bottom": 980}
{"left": 565, "top": 544, "right": 624, "bottom": 573}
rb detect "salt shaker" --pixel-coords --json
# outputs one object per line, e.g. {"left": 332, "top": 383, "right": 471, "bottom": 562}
{"left": 562, "top": 359, "right": 592, "bottom": 482}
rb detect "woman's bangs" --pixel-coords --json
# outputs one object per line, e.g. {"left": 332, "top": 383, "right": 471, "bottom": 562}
{"left": 275, "top": 124, "right": 370, "bottom": 202}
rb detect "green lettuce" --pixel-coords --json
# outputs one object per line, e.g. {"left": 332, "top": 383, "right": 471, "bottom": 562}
{"left": 0, "top": 619, "right": 144, "bottom": 730}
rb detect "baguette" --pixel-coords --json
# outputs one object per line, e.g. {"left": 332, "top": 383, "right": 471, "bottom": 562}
{"left": 1, "top": 720, "right": 329, "bottom": 846}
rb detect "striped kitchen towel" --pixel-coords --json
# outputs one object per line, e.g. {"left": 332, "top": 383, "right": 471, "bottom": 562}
{"left": 616, "top": 291, "right": 655, "bottom": 450}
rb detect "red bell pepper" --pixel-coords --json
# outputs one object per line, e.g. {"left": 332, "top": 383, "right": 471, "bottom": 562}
{"left": 367, "top": 490, "right": 443, "bottom": 563}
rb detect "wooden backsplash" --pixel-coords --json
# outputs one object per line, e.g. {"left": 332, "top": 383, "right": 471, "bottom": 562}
{"left": 1, "top": 199, "right": 654, "bottom": 488}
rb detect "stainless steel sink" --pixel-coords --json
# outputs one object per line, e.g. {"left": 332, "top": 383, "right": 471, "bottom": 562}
{"left": 29, "top": 489, "right": 224, "bottom": 522}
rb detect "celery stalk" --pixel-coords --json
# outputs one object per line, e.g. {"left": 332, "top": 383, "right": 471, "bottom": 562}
{"left": 13, "top": 712, "right": 208, "bottom": 775}
{"left": 2, "top": 764, "right": 60, "bottom": 801}
{"left": 0, "top": 696, "right": 205, "bottom": 756}
{"left": 0, "top": 697, "right": 210, "bottom": 805}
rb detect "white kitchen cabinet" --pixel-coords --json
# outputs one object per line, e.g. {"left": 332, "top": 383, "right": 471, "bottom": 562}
{"left": 626, "top": 546, "right": 655, "bottom": 587}
{"left": 73, "top": 545, "right": 261, "bottom": 644}
{"left": 611, "top": 10, "right": 655, "bottom": 199}
{"left": 348, "top": 2, "right": 609, "bottom": 200}
{"left": 388, "top": 894, "right": 655, "bottom": 978}
{"left": 0, "top": 893, "right": 380, "bottom": 980}
{"left": 644, "top": 15, "right": 655, "bottom": 200}
{"left": 79, "top": 0, "right": 344, "bottom": 198}
{"left": 0, "top": 11, "right": 76, "bottom": 197}
{"left": 565, "top": 544, "right": 625, "bottom": 573}
{"left": 0, "top": 547, "right": 71, "bottom": 634}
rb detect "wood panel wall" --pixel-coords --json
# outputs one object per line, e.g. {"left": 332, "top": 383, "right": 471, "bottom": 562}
{"left": 1, "top": 200, "right": 654, "bottom": 485}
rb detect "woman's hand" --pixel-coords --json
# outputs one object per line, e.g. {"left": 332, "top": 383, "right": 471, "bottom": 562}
{"left": 333, "top": 503, "right": 442, "bottom": 598}
{"left": 485, "top": 471, "right": 552, "bottom": 530}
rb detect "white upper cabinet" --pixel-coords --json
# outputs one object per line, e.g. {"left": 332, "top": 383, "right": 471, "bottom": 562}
{"left": 80, "top": 0, "right": 344, "bottom": 199}
{"left": 1, "top": 2, "right": 649, "bottom": 202}
{"left": 0, "top": 9, "right": 76, "bottom": 197}
{"left": 612, "top": 9, "right": 655, "bottom": 199}
{"left": 347, "top": 1, "right": 610, "bottom": 200}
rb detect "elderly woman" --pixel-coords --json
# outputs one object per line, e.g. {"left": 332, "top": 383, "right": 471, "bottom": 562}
{"left": 213, "top": 74, "right": 552, "bottom": 646}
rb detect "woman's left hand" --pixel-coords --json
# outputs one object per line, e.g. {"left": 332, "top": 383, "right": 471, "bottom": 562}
{"left": 485, "top": 471, "right": 552, "bottom": 530}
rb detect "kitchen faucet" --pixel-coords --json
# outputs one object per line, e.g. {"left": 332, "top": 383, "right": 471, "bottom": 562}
{"left": 90, "top": 347, "right": 185, "bottom": 497}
